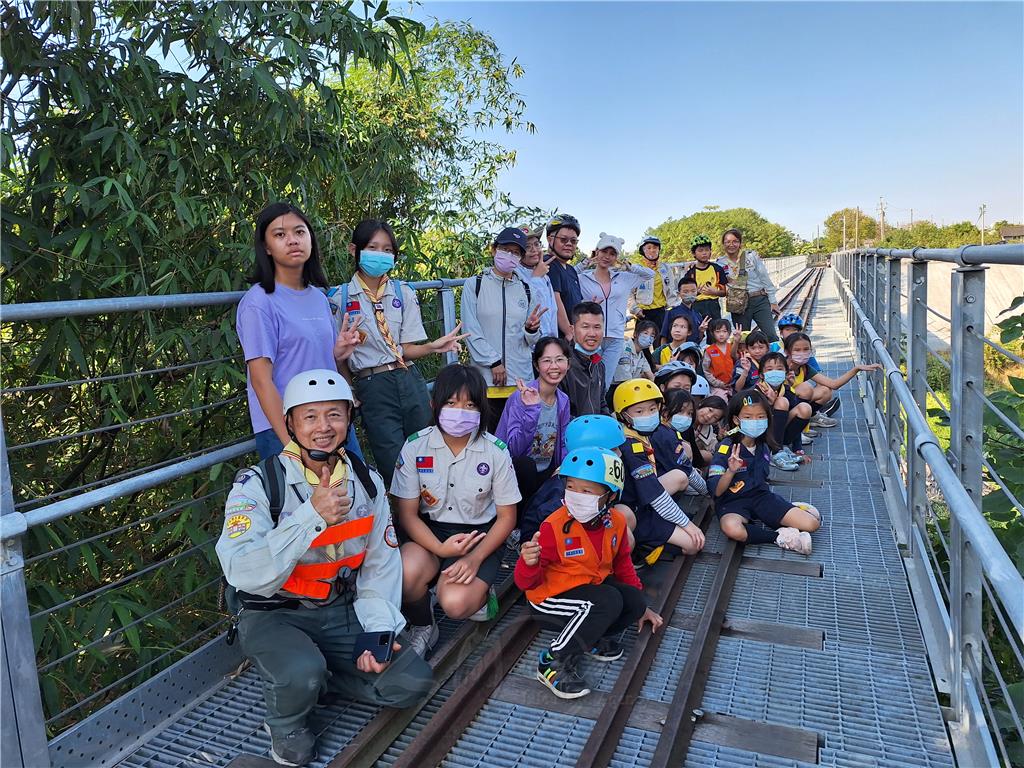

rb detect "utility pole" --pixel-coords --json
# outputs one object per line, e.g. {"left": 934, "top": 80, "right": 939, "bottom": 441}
{"left": 855, "top": 207, "right": 860, "bottom": 247}
{"left": 910, "top": 208, "right": 914, "bottom": 227}
{"left": 979, "top": 204, "right": 986, "bottom": 245}
{"left": 842, "top": 212, "right": 847, "bottom": 250}
{"left": 878, "top": 197, "right": 887, "bottom": 242}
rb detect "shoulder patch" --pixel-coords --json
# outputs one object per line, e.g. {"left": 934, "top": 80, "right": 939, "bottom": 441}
{"left": 406, "top": 427, "right": 432, "bottom": 443}
{"left": 630, "top": 463, "right": 655, "bottom": 480}
{"left": 717, "top": 444, "right": 731, "bottom": 455}
{"left": 384, "top": 523, "right": 400, "bottom": 548}
{"left": 233, "top": 468, "right": 258, "bottom": 486}
{"left": 225, "top": 514, "right": 251, "bottom": 539}
{"left": 631, "top": 442, "right": 645, "bottom": 454}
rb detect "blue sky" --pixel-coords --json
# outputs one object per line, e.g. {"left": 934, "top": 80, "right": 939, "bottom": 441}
{"left": 413, "top": 1, "right": 1023, "bottom": 248}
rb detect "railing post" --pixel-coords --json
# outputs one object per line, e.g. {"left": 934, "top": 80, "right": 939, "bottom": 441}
{"left": 906, "top": 259, "right": 929, "bottom": 548}
{"left": 440, "top": 287, "right": 459, "bottom": 367}
{"left": 1, "top": 418, "right": 51, "bottom": 767}
{"left": 948, "top": 264, "right": 986, "bottom": 729}
{"left": 884, "top": 255, "right": 903, "bottom": 489}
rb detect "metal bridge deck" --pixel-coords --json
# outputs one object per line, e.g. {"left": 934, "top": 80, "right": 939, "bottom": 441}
{"left": 107, "top": 272, "right": 953, "bottom": 768}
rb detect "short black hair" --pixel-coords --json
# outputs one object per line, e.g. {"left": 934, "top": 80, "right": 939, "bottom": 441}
{"left": 634, "top": 320, "right": 659, "bottom": 338}
{"left": 698, "top": 395, "right": 728, "bottom": 415}
{"left": 532, "top": 336, "right": 572, "bottom": 375}
{"left": 663, "top": 389, "right": 695, "bottom": 419}
{"left": 744, "top": 330, "right": 770, "bottom": 348}
{"left": 760, "top": 351, "right": 788, "bottom": 371}
{"left": 430, "top": 364, "right": 489, "bottom": 431}
{"left": 351, "top": 219, "right": 400, "bottom": 261}
{"left": 783, "top": 332, "right": 812, "bottom": 354}
{"left": 248, "top": 202, "right": 328, "bottom": 294}
{"left": 571, "top": 301, "right": 604, "bottom": 324}
{"left": 677, "top": 276, "right": 698, "bottom": 290}
{"left": 727, "top": 388, "right": 779, "bottom": 449}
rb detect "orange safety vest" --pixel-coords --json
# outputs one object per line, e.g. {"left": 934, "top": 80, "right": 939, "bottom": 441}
{"left": 526, "top": 506, "right": 628, "bottom": 604}
{"left": 705, "top": 344, "right": 734, "bottom": 384}
{"left": 281, "top": 514, "right": 375, "bottom": 599}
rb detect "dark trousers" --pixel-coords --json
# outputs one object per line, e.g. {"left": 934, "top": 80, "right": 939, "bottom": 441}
{"left": 730, "top": 294, "right": 779, "bottom": 341}
{"left": 511, "top": 455, "right": 555, "bottom": 525}
{"left": 238, "top": 599, "right": 433, "bottom": 735}
{"left": 529, "top": 578, "right": 647, "bottom": 659}
{"left": 640, "top": 306, "right": 666, "bottom": 333}
{"left": 353, "top": 365, "right": 432, "bottom": 488}
{"left": 693, "top": 298, "right": 722, "bottom": 323}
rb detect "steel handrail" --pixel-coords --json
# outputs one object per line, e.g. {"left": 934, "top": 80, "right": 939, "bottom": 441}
{"left": 847, "top": 243, "right": 1023, "bottom": 266}
{"left": 0, "top": 278, "right": 469, "bottom": 322}
{"left": 834, "top": 269, "right": 1022, "bottom": 635}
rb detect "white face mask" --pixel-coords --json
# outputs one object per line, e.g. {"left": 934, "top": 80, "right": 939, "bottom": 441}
{"left": 563, "top": 489, "right": 604, "bottom": 523}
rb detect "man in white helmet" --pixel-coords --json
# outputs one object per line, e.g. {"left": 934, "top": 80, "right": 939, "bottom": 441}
{"left": 217, "top": 369, "right": 432, "bottom": 767}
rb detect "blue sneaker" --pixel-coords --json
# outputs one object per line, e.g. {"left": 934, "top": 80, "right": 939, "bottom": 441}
{"left": 537, "top": 650, "right": 591, "bottom": 699}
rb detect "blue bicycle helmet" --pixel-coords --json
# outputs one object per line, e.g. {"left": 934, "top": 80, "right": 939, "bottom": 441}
{"left": 777, "top": 313, "right": 804, "bottom": 330}
{"left": 559, "top": 447, "right": 625, "bottom": 493}
{"left": 565, "top": 414, "right": 626, "bottom": 451}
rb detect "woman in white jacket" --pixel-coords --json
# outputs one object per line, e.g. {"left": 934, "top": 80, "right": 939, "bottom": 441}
{"left": 578, "top": 233, "right": 655, "bottom": 391}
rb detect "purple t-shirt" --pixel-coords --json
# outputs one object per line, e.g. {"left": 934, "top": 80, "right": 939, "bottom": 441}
{"left": 236, "top": 283, "right": 337, "bottom": 433}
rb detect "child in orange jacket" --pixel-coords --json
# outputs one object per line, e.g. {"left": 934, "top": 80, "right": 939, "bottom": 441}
{"left": 514, "top": 447, "right": 663, "bottom": 699}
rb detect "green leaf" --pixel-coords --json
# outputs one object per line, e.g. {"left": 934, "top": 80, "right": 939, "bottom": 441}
{"left": 70, "top": 230, "right": 92, "bottom": 259}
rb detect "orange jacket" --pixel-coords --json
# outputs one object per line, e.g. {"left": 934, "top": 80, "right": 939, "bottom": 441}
{"left": 525, "top": 506, "right": 629, "bottom": 604}
{"left": 705, "top": 344, "right": 734, "bottom": 385}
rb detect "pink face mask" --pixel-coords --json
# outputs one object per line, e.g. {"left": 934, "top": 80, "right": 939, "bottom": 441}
{"left": 438, "top": 407, "right": 481, "bottom": 437}
{"left": 791, "top": 351, "right": 811, "bottom": 365}
{"left": 493, "top": 249, "right": 520, "bottom": 274}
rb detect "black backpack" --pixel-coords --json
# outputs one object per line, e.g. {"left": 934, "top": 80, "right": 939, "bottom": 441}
{"left": 475, "top": 272, "right": 532, "bottom": 306}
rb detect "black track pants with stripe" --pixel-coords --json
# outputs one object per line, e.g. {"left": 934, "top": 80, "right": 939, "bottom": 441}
{"left": 528, "top": 578, "right": 647, "bottom": 659}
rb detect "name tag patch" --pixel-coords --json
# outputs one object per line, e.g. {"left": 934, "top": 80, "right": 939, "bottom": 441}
{"left": 564, "top": 547, "right": 585, "bottom": 558}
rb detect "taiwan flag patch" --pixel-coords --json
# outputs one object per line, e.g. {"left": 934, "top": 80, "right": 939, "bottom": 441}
{"left": 415, "top": 456, "right": 434, "bottom": 473}
{"left": 345, "top": 300, "right": 361, "bottom": 313}
{"left": 564, "top": 536, "right": 584, "bottom": 557}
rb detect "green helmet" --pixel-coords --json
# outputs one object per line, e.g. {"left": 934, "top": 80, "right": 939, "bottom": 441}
{"left": 690, "top": 234, "right": 712, "bottom": 253}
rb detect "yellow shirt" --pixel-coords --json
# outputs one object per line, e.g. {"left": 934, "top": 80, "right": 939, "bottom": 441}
{"left": 693, "top": 263, "right": 724, "bottom": 302}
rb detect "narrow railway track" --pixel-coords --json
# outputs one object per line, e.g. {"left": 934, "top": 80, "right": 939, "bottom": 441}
{"left": 229, "top": 266, "right": 828, "bottom": 768}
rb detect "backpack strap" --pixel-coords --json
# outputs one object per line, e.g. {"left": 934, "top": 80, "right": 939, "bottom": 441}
{"left": 259, "top": 455, "right": 286, "bottom": 525}
{"left": 346, "top": 451, "right": 379, "bottom": 502}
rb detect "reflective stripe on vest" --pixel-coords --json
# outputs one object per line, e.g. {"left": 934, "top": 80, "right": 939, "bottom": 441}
{"left": 280, "top": 514, "right": 374, "bottom": 600}
{"left": 526, "top": 507, "right": 627, "bottom": 605}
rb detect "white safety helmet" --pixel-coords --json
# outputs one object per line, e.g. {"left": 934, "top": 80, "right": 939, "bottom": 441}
{"left": 690, "top": 375, "right": 711, "bottom": 397}
{"left": 282, "top": 369, "right": 354, "bottom": 415}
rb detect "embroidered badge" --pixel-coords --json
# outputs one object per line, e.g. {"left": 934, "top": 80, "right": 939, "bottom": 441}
{"left": 564, "top": 547, "right": 585, "bottom": 558}
{"left": 346, "top": 300, "right": 361, "bottom": 313}
{"left": 416, "top": 456, "right": 434, "bottom": 473}
{"left": 420, "top": 487, "right": 439, "bottom": 506}
{"left": 728, "top": 480, "right": 745, "bottom": 494}
{"left": 492, "top": 437, "right": 507, "bottom": 450}
{"left": 565, "top": 536, "right": 581, "bottom": 548}
{"left": 630, "top": 463, "right": 655, "bottom": 480}
{"left": 233, "top": 469, "right": 256, "bottom": 486}
{"left": 392, "top": 297, "right": 402, "bottom": 309}
{"left": 717, "top": 444, "right": 730, "bottom": 454}
{"left": 476, "top": 462, "right": 490, "bottom": 476}
{"left": 226, "top": 514, "right": 251, "bottom": 539}
{"left": 631, "top": 442, "right": 645, "bottom": 454}
{"left": 709, "top": 465, "right": 725, "bottom": 477}
{"left": 395, "top": 454, "right": 404, "bottom": 469}
{"left": 226, "top": 500, "right": 257, "bottom": 515}
{"left": 384, "top": 524, "right": 400, "bottom": 548}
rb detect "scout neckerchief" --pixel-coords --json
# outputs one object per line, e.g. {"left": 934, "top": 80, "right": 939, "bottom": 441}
{"left": 357, "top": 274, "right": 407, "bottom": 369}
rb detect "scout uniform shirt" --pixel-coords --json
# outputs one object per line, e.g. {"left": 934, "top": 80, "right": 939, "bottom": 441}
{"left": 327, "top": 276, "right": 427, "bottom": 373}
{"left": 390, "top": 427, "right": 522, "bottom": 525}
{"left": 706, "top": 437, "right": 772, "bottom": 504}
{"left": 684, "top": 260, "right": 728, "bottom": 302}
{"left": 215, "top": 442, "right": 406, "bottom": 633}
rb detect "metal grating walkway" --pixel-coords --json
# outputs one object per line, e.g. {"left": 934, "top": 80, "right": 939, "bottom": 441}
{"left": 110, "top": 271, "right": 954, "bottom": 768}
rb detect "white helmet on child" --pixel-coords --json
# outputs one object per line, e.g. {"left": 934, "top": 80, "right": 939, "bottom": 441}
{"left": 690, "top": 375, "right": 711, "bottom": 397}
{"left": 282, "top": 369, "right": 354, "bottom": 414}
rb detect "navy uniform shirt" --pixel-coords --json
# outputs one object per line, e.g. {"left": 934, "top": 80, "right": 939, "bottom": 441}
{"left": 650, "top": 424, "right": 694, "bottom": 475}
{"left": 618, "top": 437, "right": 667, "bottom": 511}
{"left": 707, "top": 437, "right": 771, "bottom": 502}
{"left": 548, "top": 256, "right": 583, "bottom": 324}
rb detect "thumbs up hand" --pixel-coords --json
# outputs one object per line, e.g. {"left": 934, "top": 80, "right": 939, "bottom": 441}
{"left": 520, "top": 531, "right": 542, "bottom": 566}
{"left": 311, "top": 464, "right": 351, "bottom": 524}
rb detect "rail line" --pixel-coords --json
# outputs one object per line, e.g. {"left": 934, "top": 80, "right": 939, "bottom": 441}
{"left": 227, "top": 267, "right": 827, "bottom": 768}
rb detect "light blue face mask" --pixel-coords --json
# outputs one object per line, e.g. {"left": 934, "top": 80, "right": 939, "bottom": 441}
{"left": 637, "top": 333, "right": 654, "bottom": 348}
{"left": 575, "top": 342, "right": 602, "bottom": 357}
{"left": 739, "top": 418, "right": 769, "bottom": 438}
{"left": 630, "top": 413, "right": 661, "bottom": 434}
{"left": 671, "top": 414, "right": 693, "bottom": 432}
{"left": 763, "top": 370, "right": 787, "bottom": 387}
{"left": 360, "top": 250, "right": 395, "bottom": 277}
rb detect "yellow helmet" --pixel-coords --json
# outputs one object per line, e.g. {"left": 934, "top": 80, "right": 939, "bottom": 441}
{"left": 612, "top": 378, "right": 663, "bottom": 414}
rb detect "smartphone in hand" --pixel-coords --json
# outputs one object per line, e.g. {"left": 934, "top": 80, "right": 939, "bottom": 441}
{"left": 352, "top": 631, "right": 395, "bottom": 664}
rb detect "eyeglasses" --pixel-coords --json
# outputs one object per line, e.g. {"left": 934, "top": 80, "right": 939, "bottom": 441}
{"left": 538, "top": 356, "right": 569, "bottom": 366}
{"left": 555, "top": 236, "right": 578, "bottom": 246}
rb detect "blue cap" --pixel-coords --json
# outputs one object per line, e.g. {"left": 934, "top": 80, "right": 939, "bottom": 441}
{"left": 495, "top": 227, "right": 528, "bottom": 250}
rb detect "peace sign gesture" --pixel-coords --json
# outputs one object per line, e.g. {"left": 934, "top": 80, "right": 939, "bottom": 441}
{"left": 698, "top": 315, "right": 710, "bottom": 334}
{"left": 727, "top": 444, "right": 745, "bottom": 473}
{"left": 756, "top": 379, "right": 778, "bottom": 404}
{"left": 524, "top": 304, "right": 549, "bottom": 333}
{"left": 333, "top": 312, "right": 364, "bottom": 362}
{"left": 738, "top": 353, "right": 752, "bottom": 371}
{"left": 516, "top": 378, "right": 541, "bottom": 407}
{"left": 429, "top": 322, "right": 470, "bottom": 354}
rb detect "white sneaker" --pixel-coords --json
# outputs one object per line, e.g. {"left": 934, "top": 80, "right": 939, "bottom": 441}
{"left": 468, "top": 587, "right": 498, "bottom": 622}
{"left": 771, "top": 452, "right": 799, "bottom": 471}
{"left": 801, "top": 433, "right": 815, "bottom": 445}
{"left": 811, "top": 414, "right": 838, "bottom": 428}
{"left": 406, "top": 622, "right": 439, "bottom": 658}
{"left": 775, "top": 527, "right": 812, "bottom": 555}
